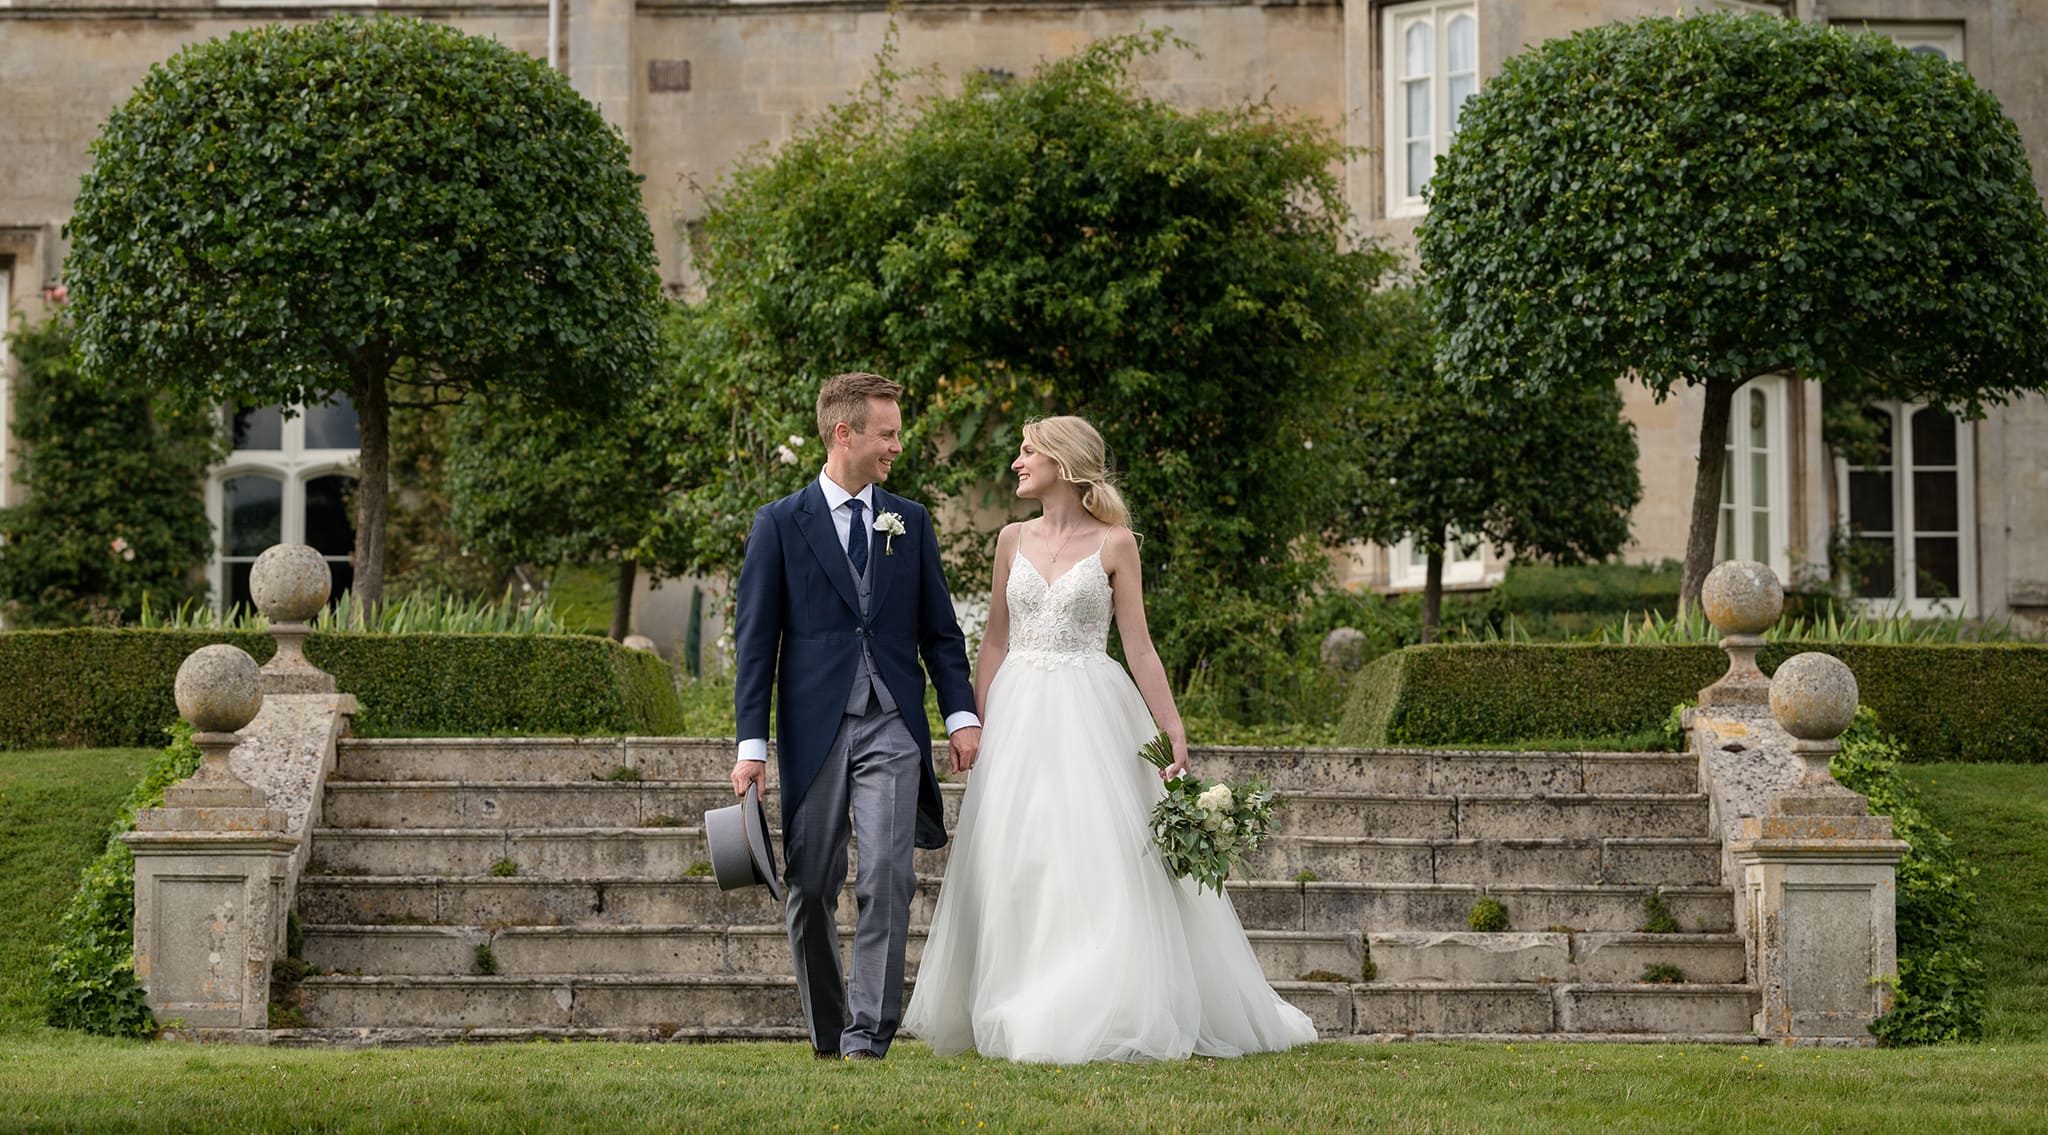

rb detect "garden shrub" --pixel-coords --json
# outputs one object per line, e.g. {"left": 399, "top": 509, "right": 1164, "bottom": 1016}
{"left": 1337, "top": 641, "right": 2048, "bottom": 762}
{"left": 1830, "top": 709, "right": 1986, "bottom": 1046}
{"left": 0, "top": 628, "right": 683, "bottom": 750}
{"left": 44, "top": 723, "right": 203, "bottom": 1036}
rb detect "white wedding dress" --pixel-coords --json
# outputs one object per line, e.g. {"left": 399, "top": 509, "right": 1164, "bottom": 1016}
{"left": 902, "top": 547, "right": 1318, "bottom": 1063}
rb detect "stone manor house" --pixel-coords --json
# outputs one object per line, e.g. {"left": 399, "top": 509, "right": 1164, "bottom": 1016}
{"left": 2, "top": 0, "right": 2045, "bottom": 636}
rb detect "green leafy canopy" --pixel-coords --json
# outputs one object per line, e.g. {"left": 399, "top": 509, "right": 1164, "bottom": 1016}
{"left": 1420, "top": 12, "right": 2048, "bottom": 407}
{"left": 665, "top": 30, "right": 1395, "bottom": 675}
{"left": 63, "top": 15, "right": 662, "bottom": 410}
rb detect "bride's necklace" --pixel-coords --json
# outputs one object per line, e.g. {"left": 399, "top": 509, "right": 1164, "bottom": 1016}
{"left": 1043, "top": 523, "right": 1086, "bottom": 565}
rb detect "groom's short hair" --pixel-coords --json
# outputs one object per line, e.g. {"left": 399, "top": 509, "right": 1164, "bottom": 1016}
{"left": 817, "top": 372, "right": 904, "bottom": 446}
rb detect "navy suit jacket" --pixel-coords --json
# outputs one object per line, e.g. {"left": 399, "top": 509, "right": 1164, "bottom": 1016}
{"left": 732, "top": 480, "right": 976, "bottom": 850}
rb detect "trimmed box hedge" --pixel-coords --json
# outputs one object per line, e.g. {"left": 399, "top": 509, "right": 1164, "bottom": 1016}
{"left": 1338, "top": 641, "right": 2048, "bottom": 763}
{"left": 0, "top": 628, "right": 685, "bottom": 750}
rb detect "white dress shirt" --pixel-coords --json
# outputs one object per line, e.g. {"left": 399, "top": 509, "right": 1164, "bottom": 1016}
{"left": 738, "top": 470, "right": 980, "bottom": 763}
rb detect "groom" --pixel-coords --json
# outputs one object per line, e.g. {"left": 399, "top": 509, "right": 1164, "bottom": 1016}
{"left": 730, "top": 371, "right": 982, "bottom": 1061}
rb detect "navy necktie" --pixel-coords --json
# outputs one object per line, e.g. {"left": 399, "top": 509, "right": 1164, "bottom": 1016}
{"left": 845, "top": 498, "right": 869, "bottom": 577}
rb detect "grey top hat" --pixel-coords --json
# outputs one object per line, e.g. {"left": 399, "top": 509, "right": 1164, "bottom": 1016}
{"left": 705, "top": 783, "right": 784, "bottom": 901}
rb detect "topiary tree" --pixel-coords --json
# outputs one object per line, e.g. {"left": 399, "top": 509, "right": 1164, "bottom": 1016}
{"left": 0, "top": 306, "right": 222, "bottom": 627}
{"left": 1337, "top": 284, "right": 1641, "bottom": 641}
{"left": 1421, "top": 12, "right": 2048, "bottom": 612}
{"left": 665, "top": 31, "right": 1395, "bottom": 682}
{"left": 61, "top": 15, "right": 664, "bottom": 608}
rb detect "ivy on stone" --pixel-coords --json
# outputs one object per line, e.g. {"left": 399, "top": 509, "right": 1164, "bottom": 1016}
{"left": 61, "top": 15, "right": 665, "bottom": 609}
{"left": 1420, "top": 13, "right": 2048, "bottom": 611}
{"left": 0, "top": 309, "right": 221, "bottom": 627}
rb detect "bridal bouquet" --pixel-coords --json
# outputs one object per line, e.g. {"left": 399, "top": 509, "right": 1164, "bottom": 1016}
{"left": 1137, "top": 734, "right": 1282, "bottom": 895}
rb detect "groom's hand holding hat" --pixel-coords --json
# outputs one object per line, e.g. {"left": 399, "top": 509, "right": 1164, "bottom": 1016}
{"left": 731, "top": 758, "right": 766, "bottom": 798}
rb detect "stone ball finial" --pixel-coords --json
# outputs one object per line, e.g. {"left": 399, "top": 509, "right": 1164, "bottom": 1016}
{"left": 1701, "top": 560, "right": 1784, "bottom": 636}
{"left": 174, "top": 644, "right": 265, "bottom": 734}
{"left": 1770, "top": 652, "right": 1860, "bottom": 742}
{"left": 250, "top": 544, "right": 331, "bottom": 624}
{"left": 1321, "top": 627, "right": 1367, "bottom": 672}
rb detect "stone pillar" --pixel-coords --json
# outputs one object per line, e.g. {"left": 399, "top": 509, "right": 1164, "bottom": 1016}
{"left": 1731, "top": 653, "right": 1907, "bottom": 1045}
{"left": 122, "top": 645, "right": 298, "bottom": 1033}
{"left": 252, "top": 543, "right": 336, "bottom": 695}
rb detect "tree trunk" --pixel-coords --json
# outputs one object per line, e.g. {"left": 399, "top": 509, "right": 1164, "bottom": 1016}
{"left": 1679, "top": 375, "right": 1742, "bottom": 618}
{"left": 349, "top": 362, "right": 393, "bottom": 616}
{"left": 1421, "top": 525, "right": 1447, "bottom": 644}
{"left": 610, "top": 558, "right": 637, "bottom": 642}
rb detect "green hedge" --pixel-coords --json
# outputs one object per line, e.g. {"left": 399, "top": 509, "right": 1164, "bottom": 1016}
{"left": 0, "top": 628, "right": 684, "bottom": 750}
{"left": 1339, "top": 641, "right": 2048, "bottom": 762}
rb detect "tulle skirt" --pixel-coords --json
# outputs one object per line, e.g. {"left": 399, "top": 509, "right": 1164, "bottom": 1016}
{"left": 902, "top": 649, "right": 1318, "bottom": 1063}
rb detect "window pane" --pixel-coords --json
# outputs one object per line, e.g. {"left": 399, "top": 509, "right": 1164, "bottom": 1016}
{"left": 1848, "top": 469, "right": 1893, "bottom": 533}
{"left": 327, "top": 558, "right": 356, "bottom": 605}
{"left": 1405, "top": 79, "right": 1431, "bottom": 139}
{"left": 1750, "top": 451, "right": 1770, "bottom": 510}
{"left": 1448, "top": 74, "right": 1475, "bottom": 133}
{"left": 1752, "top": 507, "right": 1769, "bottom": 565}
{"left": 226, "top": 560, "right": 257, "bottom": 614}
{"left": 233, "top": 406, "right": 283, "bottom": 452}
{"left": 1911, "top": 406, "right": 1957, "bottom": 467}
{"left": 1720, "top": 454, "right": 1735, "bottom": 507}
{"left": 1748, "top": 388, "right": 1769, "bottom": 449}
{"left": 305, "top": 474, "right": 358, "bottom": 557}
{"left": 1914, "top": 537, "right": 1961, "bottom": 600}
{"left": 1406, "top": 141, "right": 1432, "bottom": 197}
{"left": 1913, "top": 470, "right": 1958, "bottom": 533}
{"left": 1718, "top": 505, "right": 1736, "bottom": 561}
{"left": 1853, "top": 537, "right": 1895, "bottom": 599}
{"left": 223, "top": 475, "right": 283, "bottom": 556}
{"left": 1404, "top": 22, "right": 1432, "bottom": 78}
{"left": 304, "top": 394, "right": 361, "bottom": 450}
{"left": 1448, "top": 14, "right": 1475, "bottom": 71}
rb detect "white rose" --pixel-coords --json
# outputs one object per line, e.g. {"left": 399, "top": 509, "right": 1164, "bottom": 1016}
{"left": 1197, "top": 784, "right": 1234, "bottom": 815}
{"left": 1202, "top": 812, "right": 1222, "bottom": 832}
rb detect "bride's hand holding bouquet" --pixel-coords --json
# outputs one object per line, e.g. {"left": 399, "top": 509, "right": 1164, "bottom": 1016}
{"left": 1137, "top": 734, "right": 1281, "bottom": 895}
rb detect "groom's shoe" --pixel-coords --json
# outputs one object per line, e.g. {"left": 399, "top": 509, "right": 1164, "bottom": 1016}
{"left": 842, "top": 1050, "right": 882, "bottom": 1061}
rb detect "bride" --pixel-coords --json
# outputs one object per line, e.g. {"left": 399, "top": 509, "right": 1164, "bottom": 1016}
{"left": 902, "top": 415, "right": 1318, "bottom": 1063}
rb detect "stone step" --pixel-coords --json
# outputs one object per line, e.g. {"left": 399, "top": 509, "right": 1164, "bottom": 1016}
{"left": 1366, "top": 931, "right": 1747, "bottom": 985}
{"left": 306, "top": 825, "right": 1719, "bottom": 888}
{"left": 1349, "top": 982, "right": 1759, "bottom": 1036}
{"left": 318, "top": 781, "right": 1711, "bottom": 841}
{"left": 290, "top": 974, "right": 1356, "bottom": 1036}
{"left": 289, "top": 973, "right": 1750, "bottom": 1038}
{"left": 297, "top": 875, "right": 1735, "bottom": 935}
{"left": 299, "top": 924, "right": 1366, "bottom": 985}
{"left": 334, "top": 738, "right": 1700, "bottom": 797}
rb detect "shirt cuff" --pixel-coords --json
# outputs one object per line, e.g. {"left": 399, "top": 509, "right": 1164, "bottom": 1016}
{"left": 944, "top": 711, "right": 982, "bottom": 735}
{"left": 737, "top": 738, "right": 768, "bottom": 763}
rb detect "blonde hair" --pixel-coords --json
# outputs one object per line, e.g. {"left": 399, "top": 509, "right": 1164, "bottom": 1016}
{"left": 816, "top": 372, "right": 904, "bottom": 446}
{"left": 1021, "top": 416, "right": 1130, "bottom": 527}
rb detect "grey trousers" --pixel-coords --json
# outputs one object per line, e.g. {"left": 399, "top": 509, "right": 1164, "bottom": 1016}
{"left": 783, "top": 697, "right": 922, "bottom": 1056}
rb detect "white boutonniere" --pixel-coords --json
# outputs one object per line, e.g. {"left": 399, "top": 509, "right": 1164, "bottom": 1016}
{"left": 874, "top": 511, "right": 907, "bottom": 555}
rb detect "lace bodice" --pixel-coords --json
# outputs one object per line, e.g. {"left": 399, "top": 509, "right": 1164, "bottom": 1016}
{"left": 1005, "top": 548, "right": 1113, "bottom": 666}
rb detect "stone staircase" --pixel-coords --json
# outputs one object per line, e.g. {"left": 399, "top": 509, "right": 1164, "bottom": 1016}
{"left": 280, "top": 738, "right": 1760, "bottom": 1044}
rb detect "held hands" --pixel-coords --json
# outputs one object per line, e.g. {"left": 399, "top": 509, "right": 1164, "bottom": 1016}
{"left": 949, "top": 725, "right": 983, "bottom": 774}
{"left": 731, "top": 758, "right": 767, "bottom": 798}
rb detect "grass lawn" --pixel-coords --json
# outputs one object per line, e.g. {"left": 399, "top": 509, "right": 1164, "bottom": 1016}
{"left": 1903, "top": 762, "right": 2048, "bottom": 1044}
{"left": 0, "top": 1033, "right": 2043, "bottom": 1134}
{"left": 0, "top": 748, "right": 153, "bottom": 1034}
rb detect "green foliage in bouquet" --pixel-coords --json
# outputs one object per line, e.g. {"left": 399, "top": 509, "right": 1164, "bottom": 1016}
{"left": 1137, "top": 734, "right": 1282, "bottom": 894}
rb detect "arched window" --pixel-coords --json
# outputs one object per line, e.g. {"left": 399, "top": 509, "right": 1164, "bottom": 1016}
{"left": 1716, "top": 376, "right": 1790, "bottom": 580}
{"left": 209, "top": 395, "right": 359, "bottom": 613}
{"left": 1384, "top": 2, "right": 1480, "bottom": 218}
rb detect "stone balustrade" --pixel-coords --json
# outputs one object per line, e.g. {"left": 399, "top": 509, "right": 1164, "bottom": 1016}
{"left": 1685, "top": 561, "right": 1907, "bottom": 1045}
{"left": 122, "top": 544, "right": 356, "bottom": 1036}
